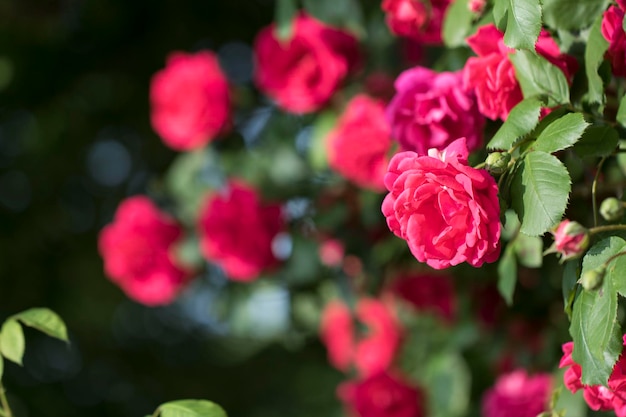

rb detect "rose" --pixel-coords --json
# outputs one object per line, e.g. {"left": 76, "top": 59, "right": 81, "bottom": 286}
{"left": 381, "top": 0, "right": 451, "bottom": 45}
{"left": 197, "top": 181, "right": 284, "bottom": 281}
{"left": 150, "top": 51, "right": 230, "bottom": 151}
{"left": 386, "top": 66, "right": 484, "bottom": 154}
{"left": 389, "top": 273, "right": 456, "bottom": 322}
{"left": 320, "top": 298, "right": 401, "bottom": 376}
{"left": 381, "top": 138, "right": 501, "bottom": 269}
{"left": 326, "top": 94, "right": 392, "bottom": 191}
{"left": 463, "top": 24, "right": 577, "bottom": 120}
{"left": 98, "top": 196, "right": 192, "bottom": 305}
{"left": 253, "top": 12, "right": 360, "bottom": 114}
{"left": 338, "top": 371, "right": 425, "bottom": 417}
{"left": 481, "top": 370, "right": 552, "bottom": 417}
{"left": 546, "top": 220, "right": 590, "bottom": 261}
{"left": 560, "top": 336, "right": 626, "bottom": 416}
{"left": 602, "top": 2, "right": 626, "bottom": 77}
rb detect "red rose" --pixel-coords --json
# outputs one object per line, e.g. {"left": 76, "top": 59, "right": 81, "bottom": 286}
{"left": 253, "top": 13, "right": 360, "bottom": 114}
{"left": 482, "top": 370, "right": 552, "bottom": 417}
{"left": 320, "top": 298, "right": 402, "bottom": 377}
{"left": 381, "top": 0, "right": 451, "bottom": 45}
{"left": 463, "top": 24, "right": 576, "bottom": 120}
{"left": 197, "top": 181, "right": 284, "bottom": 281}
{"left": 602, "top": 4, "right": 626, "bottom": 77}
{"left": 98, "top": 196, "right": 192, "bottom": 305}
{"left": 150, "top": 51, "right": 230, "bottom": 151}
{"left": 326, "top": 94, "right": 392, "bottom": 191}
{"left": 338, "top": 371, "right": 426, "bottom": 417}
{"left": 381, "top": 138, "right": 501, "bottom": 269}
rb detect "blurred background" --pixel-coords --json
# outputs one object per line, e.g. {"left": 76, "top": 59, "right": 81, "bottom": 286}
{"left": 0, "top": 1, "right": 349, "bottom": 416}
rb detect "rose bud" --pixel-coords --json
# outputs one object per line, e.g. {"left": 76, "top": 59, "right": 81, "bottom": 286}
{"left": 578, "top": 266, "right": 606, "bottom": 291}
{"left": 600, "top": 197, "right": 624, "bottom": 222}
{"left": 485, "top": 152, "right": 511, "bottom": 175}
{"left": 545, "top": 220, "right": 590, "bottom": 262}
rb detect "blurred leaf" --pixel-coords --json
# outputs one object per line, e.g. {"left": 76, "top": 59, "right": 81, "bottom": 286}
{"left": 0, "top": 354, "right": 3, "bottom": 380}
{"left": 511, "top": 152, "right": 571, "bottom": 236}
{"left": 553, "top": 368, "right": 587, "bottom": 415}
{"left": 13, "top": 307, "right": 68, "bottom": 342}
{"left": 543, "top": 0, "right": 610, "bottom": 30}
{"left": 443, "top": 0, "right": 474, "bottom": 47}
{"left": 617, "top": 95, "right": 626, "bottom": 127}
{"left": 510, "top": 50, "right": 570, "bottom": 106}
{"left": 514, "top": 233, "right": 543, "bottom": 267}
{"left": 424, "top": 352, "right": 471, "bottom": 417}
{"left": 301, "top": 0, "right": 365, "bottom": 37}
{"left": 571, "top": 236, "right": 625, "bottom": 385}
{"left": 274, "top": 0, "right": 298, "bottom": 41}
{"left": 0, "top": 319, "right": 24, "bottom": 366}
{"left": 585, "top": 15, "right": 610, "bottom": 110}
{"left": 609, "top": 250, "right": 626, "bottom": 299}
{"left": 487, "top": 97, "right": 544, "bottom": 150}
{"left": 573, "top": 125, "right": 619, "bottom": 158}
{"left": 531, "top": 113, "right": 589, "bottom": 154}
{"left": 493, "top": 0, "right": 508, "bottom": 30}
{"left": 308, "top": 111, "right": 337, "bottom": 171}
{"left": 157, "top": 399, "right": 227, "bottom": 417}
{"left": 498, "top": 244, "right": 517, "bottom": 305}
{"left": 501, "top": 0, "right": 542, "bottom": 50}
{"left": 562, "top": 259, "right": 581, "bottom": 319}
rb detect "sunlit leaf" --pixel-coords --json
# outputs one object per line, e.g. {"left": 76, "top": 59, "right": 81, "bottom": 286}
{"left": 0, "top": 320, "right": 24, "bottom": 366}
{"left": 543, "top": 0, "right": 610, "bottom": 30}
{"left": 14, "top": 308, "right": 68, "bottom": 342}
{"left": 531, "top": 113, "right": 589, "bottom": 154}
{"left": 157, "top": 399, "right": 227, "bottom": 417}
{"left": 510, "top": 50, "right": 570, "bottom": 106}
{"left": 443, "top": 0, "right": 474, "bottom": 47}
{"left": 487, "top": 97, "right": 544, "bottom": 150}
{"left": 502, "top": 0, "right": 542, "bottom": 50}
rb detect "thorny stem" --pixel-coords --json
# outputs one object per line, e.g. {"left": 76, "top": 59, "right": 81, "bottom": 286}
{"left": 0, "top": 383, "right": 12, "bottom": 417}
{"left": 592, "top": 156, "right": 608, "bottom": 228}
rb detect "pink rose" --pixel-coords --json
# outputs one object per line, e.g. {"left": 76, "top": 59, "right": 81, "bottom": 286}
{"left": 468, "top": 0, "right": 486, "bottom": 14}
{"left": 197, "top": 181, "right": 284, "bottom": 281}
{"left": 463, "top": 24, "right": 577, "bottom": 120}
{"left": 548, "top": 220, "right": 590, "bottom": 261}
{"left": 381, "top": 138, "right": 501, "bottom": 269}
{"left": 389, "top": 273, "right": 456, "bottom": 322}
{"left": 253, "top": 13, "right": 360, "bottom": 114}
{"left": 150, "top": 51, "right": 230, "bottom": 151}
{"left": 559, "top": 336, "right": 626, "bottom": 416}
{"left": 326, "top": 95, "right": 393, "bottom": 191}
{"left": 318, "top": 238, "right": 345, "bottom": 267}
{"left": 482, "top": 369, "right": 552, "bottom": 417}
{"left": 98, "top": 196, "right": 192, "bottom": 305}
{"left": 319, "top": 298, "right": 402, "bottom": 376}
{"left": 602, "top": 4, "right": 626, "bottom": 77}
{"left": 386, "top": 67, "right": 484, "bottom": 154}
{"left": 338, "top": 371, "right": 426, "bottom": 417}
{"left": 381, "top": 0, "right": 451, "bottom": 44}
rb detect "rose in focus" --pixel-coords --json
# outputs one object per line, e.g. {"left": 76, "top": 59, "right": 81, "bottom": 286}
{"left": 197, "top": 181, "right": 284, "bottom": 281}
{"left": 98, "top": 196, "right": 192, "bottom": 306}
{"left": 382, "top": 138, "right": 501, "bottom": 269}
{"left": 326, "top": 94, "right": 392, "bottom": 191}
{"left": 150, "top": 51, "right": 230, "bottom": 151}
{"left": 254, "top": 13, "right": 360, "bottom": 114}
{"left": 386, "top": 66, "right": 484, "bottom": 154}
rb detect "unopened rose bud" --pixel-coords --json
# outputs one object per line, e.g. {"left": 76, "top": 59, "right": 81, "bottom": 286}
{"left": 578, "top": 266, "right": 606, "bottom": 291}
{"left": 546, "top": 220, "right": 590, "bottom": 261}
{"left": 485, "top": 152, "right": 511, "bottom": 175}
{"left": 468, "top": 0, "right": 486, "bottom": 13}
{"left": 600, "top": 197, "right": 624, "bottom": 222}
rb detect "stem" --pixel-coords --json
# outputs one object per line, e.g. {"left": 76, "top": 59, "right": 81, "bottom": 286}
{"left": 474, "top": 162, "right": 486, "bottom": 169}
{"left": 589, "top": 224, "right": 626, "bottom": 235}
{"left": 603, "top": 250, "right": 626, "bottom": 267}
{"left": 151, "top": 407, "right": 161, "bottom": 417}
{"left": 0, "top": 383, "right": 12, "bottom": 417}
{"left": 592, "top": 156, "right": 608, "bottom": 227}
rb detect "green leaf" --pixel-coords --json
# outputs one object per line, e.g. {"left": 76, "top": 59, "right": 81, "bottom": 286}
{"left": 511, "top": 151, "right": 571, "bottom": 236}
{"left": 423, "top": 353, "right": 471, "bottom": 417}
{"left": 14, "top": 308, "right": 68, "bottom": 342}
{"left": 514, "top": 233, "right": 543, "bottom": 267}
{"left": 543, "top": 0, "right": 610, "bottom": 30}
{"left": 531, "top": 113, "right": 589, "bottom": 154}
{"left": 617, "top": 95, "right": 626, "bottom": 127}
{"left": 158, "top": 400, "right": 227, "bottom": 417}
{"left": 510, "top": 50, "right": 570, "bottom": 106}
{"left": 570, "top": 237, "right": 626, "bottom": 385}
{"left": 0, "top": 320, "right": 24, "bottom": 366}
{"left": 0, "top": 355, "right": 3, "bottom": 381}
{"left": 487, "top": 97, "right": 544, "bottom": 150}
{"left": 301, "top": 0, "right": 365, "bottom": 37}
{"left": 502, "top": 0, "right": 542, "bottom": 50}
{"left": 585, "top": 14, "right": 610, "bottom": 110}
{"left": 274, "top": 0, "right": 298, "bottom": 41}
{"left": 443, "top": 0, "right": 474, "bottom": 47}
{"left": 563, "top": 259, "right": 581, "bottom": 320}
{"left": 573, "top": 125, "right": 619, "bottom": 158}
{"left": 308, "top": 111, "right": 337, "bottom": 171}
{"left": 493, "top": 0, "right": 508, "bottom": 30}
{"left": 610, "top": 251, "right": 626, "bottom": 298}
{"left": 498, "top": 244, "right": 517, "bottom": 305}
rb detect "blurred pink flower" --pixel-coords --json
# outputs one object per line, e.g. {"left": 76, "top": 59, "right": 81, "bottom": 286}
{"left": 482, "top": 369, "right": 552, "bottom": 417}
{"left": 381, "top": 0, "right": 451, "bottom": 44}
{"left": 150, "top": 51, "right": 230, "bottom": 151}
{"left": 602, "top": 3, "right": 626, "bottom": 77}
